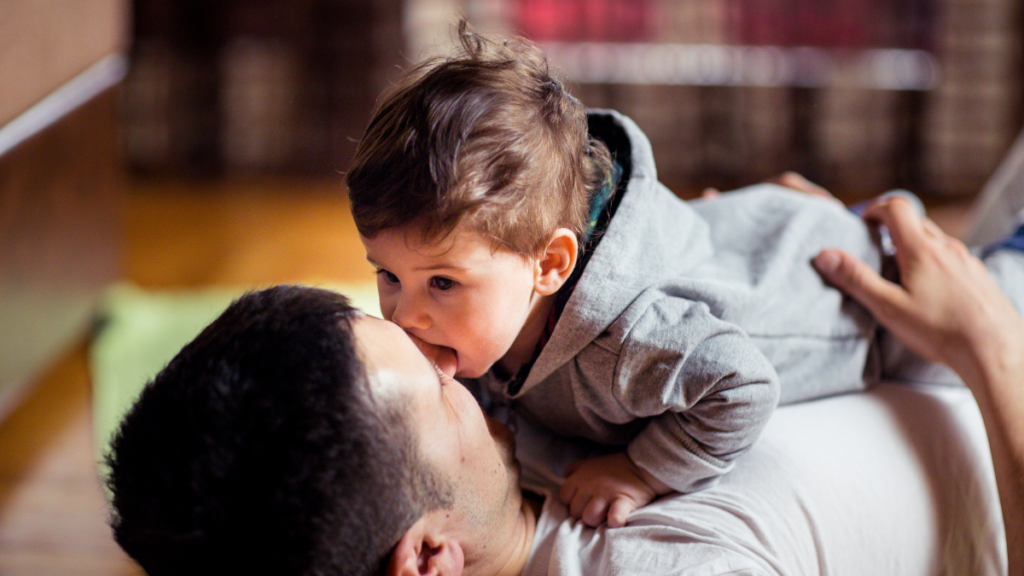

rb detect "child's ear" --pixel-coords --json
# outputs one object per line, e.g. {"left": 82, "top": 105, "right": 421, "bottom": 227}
{"left": 388, "top": 516, "right": 465, "bottom": 576}
{"left": 534, "top": 228, "right": 579, "bottom": 296}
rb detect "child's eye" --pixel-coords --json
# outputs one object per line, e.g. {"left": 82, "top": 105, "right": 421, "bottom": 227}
{"left": 429, "top": 276, "right": 455, "bottom": 291}
{"left": 377, "top": 270, "right": 400, "bottom": 284}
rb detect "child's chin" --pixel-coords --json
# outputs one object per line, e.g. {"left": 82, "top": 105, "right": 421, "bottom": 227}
{"left": 455, "top": 362, "right": 488, "bottom": 379}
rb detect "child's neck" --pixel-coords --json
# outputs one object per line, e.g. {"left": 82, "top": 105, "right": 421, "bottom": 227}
{"left": 495, "top": 292, "right": 556, "bottom": 378}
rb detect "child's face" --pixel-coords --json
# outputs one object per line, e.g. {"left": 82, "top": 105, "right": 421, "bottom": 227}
{"left": 361, "top": 224, "right": 541, "bottom": 379}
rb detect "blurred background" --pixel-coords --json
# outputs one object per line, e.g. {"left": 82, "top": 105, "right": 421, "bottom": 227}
{"left": 123, "top": 0, "right": 1020, "bottom": 196}
{"left": 0, "top": 0, "right": 1021, "bottom": 573}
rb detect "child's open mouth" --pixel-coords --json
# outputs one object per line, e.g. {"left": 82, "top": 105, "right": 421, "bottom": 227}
{"left": 405, "top": 332, "right": 458, "bottom": 376}
{"left": 437, "top": 345, "right": 458, "bottom": 377}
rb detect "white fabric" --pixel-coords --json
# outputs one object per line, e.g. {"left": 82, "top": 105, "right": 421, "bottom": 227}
{"left": 516, "top": 383, "right": 1005, "bottom": 575}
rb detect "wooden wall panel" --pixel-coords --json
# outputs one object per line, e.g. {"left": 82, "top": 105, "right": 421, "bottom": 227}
{"left": 0, "top": 86, "right": 122, "bottom": 418}
{"left": 0, "top": 0, "right": 126, "bottom": 127}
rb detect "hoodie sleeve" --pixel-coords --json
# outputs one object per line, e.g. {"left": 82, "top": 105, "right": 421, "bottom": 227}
{"left": 613, "top": 295, "right": 781, "bottom": 494}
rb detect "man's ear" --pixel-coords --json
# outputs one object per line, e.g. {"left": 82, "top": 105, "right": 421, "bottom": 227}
{"left": 534, "top": 228, "right": 578, "bottom": 296}
{"left": 388, "top": 516, "right": 465, "bottom": 576}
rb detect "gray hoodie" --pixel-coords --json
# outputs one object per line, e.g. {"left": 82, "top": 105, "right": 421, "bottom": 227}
{"left": 473, "top": 110, "right": 884, "bottom": 493}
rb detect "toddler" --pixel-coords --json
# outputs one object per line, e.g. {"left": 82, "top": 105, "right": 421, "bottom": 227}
{"left": 345, "top": 23, "right": 1024, "bottom": 528}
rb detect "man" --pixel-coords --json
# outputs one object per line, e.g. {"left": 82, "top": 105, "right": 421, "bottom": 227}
{"left": 106, "top": 266, "right": 1013, "bottom": 575}
{"left": 106, "top": 286, "right": 535, "bottom": 576}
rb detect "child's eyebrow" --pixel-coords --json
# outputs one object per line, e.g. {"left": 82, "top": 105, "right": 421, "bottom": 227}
{"left": 413, "top": 262, "right": 467, "bottom": 272}
{"left": 364, "top": 255, "right": 467, "bottom": 273}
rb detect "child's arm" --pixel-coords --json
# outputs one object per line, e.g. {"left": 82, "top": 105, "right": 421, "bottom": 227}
{"left": 562, "top": 296, "right": 781, "bottom": 527}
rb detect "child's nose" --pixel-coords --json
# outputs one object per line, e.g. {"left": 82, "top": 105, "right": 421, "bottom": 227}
{"left": 391, "top": 293, "right": 430, "bottom": 331}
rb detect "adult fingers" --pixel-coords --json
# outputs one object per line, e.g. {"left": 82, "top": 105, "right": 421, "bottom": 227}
{"left": 813, "top": 249, "right": 912, "bottom": 324}
{"left": 921, "top": 217, "right": 946, "bottom": 239}
{"left": 767, "top": 172, "right": 838, "bottom": 202}
{"left": 860, "top": 197, "right": 926, "bottom": 253}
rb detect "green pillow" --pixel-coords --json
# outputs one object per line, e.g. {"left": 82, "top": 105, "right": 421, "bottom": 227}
{"left": 90, "top": 282, "right": 381, "bottom": 472}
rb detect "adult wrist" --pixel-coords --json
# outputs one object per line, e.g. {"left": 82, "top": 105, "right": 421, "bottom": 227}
{"left": 961, "top": 324, "right": 1024, "bottom": 405}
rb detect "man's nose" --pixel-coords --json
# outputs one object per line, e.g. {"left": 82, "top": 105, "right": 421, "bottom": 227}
{"left": 391, "top": 292, "right": 431, "bottom": 331}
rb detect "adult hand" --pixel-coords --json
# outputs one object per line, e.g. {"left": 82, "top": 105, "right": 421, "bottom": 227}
{"left": 704, "top": 172, "right": 843, "bottom": 208}
{"left": 812, "top": 197, "right": 1024, "bottom": 385}
{"left": 765, "top": 171, "right": 840, "bottom": 204}
{"left": 812, "top": 196, "right": 1024, "bottom": 576}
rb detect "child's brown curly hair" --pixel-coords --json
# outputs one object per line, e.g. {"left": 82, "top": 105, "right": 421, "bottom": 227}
{"left": 346, "top": 20, "right": 613, "bottom": 256}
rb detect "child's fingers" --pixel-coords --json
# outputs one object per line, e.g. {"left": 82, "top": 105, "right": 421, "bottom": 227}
{"left": 559, "top": 478, "right": 577, "bottom": 506}
{"left": 568, "top": 491, "right": 592, "bottom": 521}
{"left": 581, "top": 496, "right": 610, "bottom": 527}
{"left": 564, "top": 460, "right": 584, "bottom": 477}
{"left": 607, "top": 497, "right": 635, "bottom": 528}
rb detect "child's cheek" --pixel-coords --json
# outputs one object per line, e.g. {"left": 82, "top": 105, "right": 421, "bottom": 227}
{"left": 377, "top": 292, "right": 397, "bottom": 322}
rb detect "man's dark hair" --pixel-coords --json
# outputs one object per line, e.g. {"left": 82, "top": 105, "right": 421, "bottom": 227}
{"left": 105, "top": 285, "right": 452, "bottom": 576}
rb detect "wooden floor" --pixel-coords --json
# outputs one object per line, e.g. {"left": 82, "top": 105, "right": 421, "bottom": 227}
{"left": 0, "top": 175, "right": 975, "bottom": 575}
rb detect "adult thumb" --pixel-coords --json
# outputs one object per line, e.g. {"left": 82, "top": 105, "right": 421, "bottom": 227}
{"left": 812, "top": 249, "right": 908, "bottom": 320}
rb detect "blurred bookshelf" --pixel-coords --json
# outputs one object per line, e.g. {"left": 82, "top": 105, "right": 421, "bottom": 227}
{"left": 123, "top": 0, "right": 1021, "bottom": 200}
{"left": 123, "top": 0, "right": 403, "bottom": 175}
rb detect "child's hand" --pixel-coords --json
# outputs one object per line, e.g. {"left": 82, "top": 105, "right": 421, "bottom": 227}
{"left": 558, "top": 452, "right": 672, "bottom": 528}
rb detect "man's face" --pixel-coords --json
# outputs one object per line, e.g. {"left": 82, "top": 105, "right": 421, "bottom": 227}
{"left": 361, "top": 224, "right": 539, "bottom": 378}
{"left": 353, "top": 315, "right": 524, "bottom": 541}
